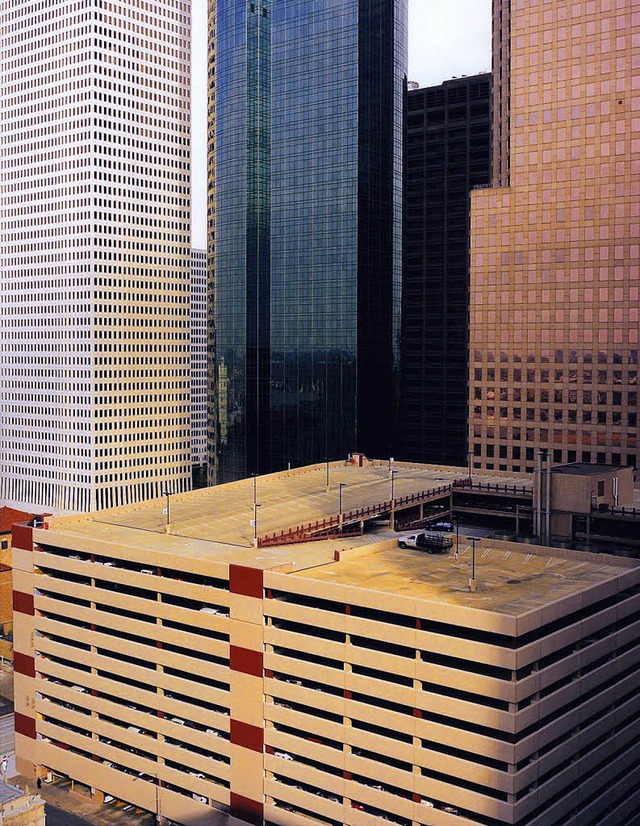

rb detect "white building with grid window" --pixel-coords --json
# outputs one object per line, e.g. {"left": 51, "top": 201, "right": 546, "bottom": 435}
{"left": 191, "top": 249, "right": 207, "bottom": 482}
{"left": 0, "top": 0, "right": 192, "bottom": 513}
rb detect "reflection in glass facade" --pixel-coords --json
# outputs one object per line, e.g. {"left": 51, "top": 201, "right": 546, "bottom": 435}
{"left": 208, "top": 0, "right": 271, "bottom": 482}
{"left": 209, "top": 0, "right": 407, "bottom": 482}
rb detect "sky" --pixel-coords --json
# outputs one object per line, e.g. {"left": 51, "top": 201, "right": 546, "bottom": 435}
{"left": 191, "top": 0, "right": 492, "bottom": 248}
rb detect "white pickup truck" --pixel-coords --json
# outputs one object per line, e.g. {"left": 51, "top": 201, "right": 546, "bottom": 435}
{"left": 398, "top": 532, "right": 453, "bottom": 553}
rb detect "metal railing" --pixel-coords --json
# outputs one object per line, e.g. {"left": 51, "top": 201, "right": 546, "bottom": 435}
{"left": 257, "top": 484, "right": 452, "bottom": 548}
{"left": 258, "top": 523, "right": 363, "bottom": 548}
{"left": 591, "top": 503, "right": 640, "bottom": 518}
{"left": 456, "top": 481, "right": 531, "bottom": 496}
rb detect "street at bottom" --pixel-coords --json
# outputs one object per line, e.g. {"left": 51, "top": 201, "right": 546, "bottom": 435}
{"left": 46, "top": 804, "right": 95, "bottom": 826}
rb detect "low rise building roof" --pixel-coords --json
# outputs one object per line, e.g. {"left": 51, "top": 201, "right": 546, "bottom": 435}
{"left": 50, "top": 461, "right": 530, "bottom": 550}
{"left": 40, "top": 461, "right": 637, "bottom": 624}
{"left": 551, "top": 461, "right": 625, "bottom": 476}
{"left": 290, "top": 541, "right": 629, "bottom": 617}
{"left": 0, "top": 507, "right": 34, "bottom": 535}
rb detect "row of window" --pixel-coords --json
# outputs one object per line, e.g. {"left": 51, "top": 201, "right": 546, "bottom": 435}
{"left": 471, "top": 424, "right": 637, "bottom": 448}
{"left": 473, "top": 350, "right": 639, "bottom": 366}
{"left": 475, "top": 368, "right": 638, "bottom": 385}
{"left": 475, "top": 407, "right": 637, "bottom": 427}
{"left": 475, "top": 387, "right": 638, "bottom": 405}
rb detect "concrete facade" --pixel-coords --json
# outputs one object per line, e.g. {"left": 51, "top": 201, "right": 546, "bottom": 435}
{"left": 10, "top": 463, "right": 640, "bottom": 826}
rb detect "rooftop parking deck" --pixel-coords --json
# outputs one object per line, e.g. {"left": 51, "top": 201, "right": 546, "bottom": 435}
{"left": 54, "top": 461, "right": 531, "bottom": 550}
{"left": 290, "top": 539, "right": 633, "bottom": 617}
{"left": 34, "top": 462, "right": 640, "bottom": 620}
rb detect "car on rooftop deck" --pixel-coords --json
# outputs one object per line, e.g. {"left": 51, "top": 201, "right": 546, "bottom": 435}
{"left": 398, "top": 532, "right": 453, "bottom": 553}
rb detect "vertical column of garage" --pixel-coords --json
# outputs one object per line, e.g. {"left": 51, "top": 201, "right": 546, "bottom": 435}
{"left": 228, "top": 564, "right": 266, "bottom": 824}
{"left": 88, "top": 553, "right": 101, "bottom": 801}
{"left": 11, "top": 524, "right": 38, "bottom": 778}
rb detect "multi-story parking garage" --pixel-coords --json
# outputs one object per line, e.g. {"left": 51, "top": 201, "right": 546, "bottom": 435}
{"left": 11, "top": 461, "right": 640, "bottom": 825}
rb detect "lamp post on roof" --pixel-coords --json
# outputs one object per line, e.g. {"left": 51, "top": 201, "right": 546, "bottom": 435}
{"left": 252, "top": 503, "right": 261, "bottom": 548}
{"left": 467, "top": 536, "right": 479, "bottom": 592}
{"left": 338, "top": 483, "right": 346, "bottom": 530}
{"left": 325, "top": 458, "right": 330, "bottom": 491}
{"left": 390, "top": 469, "right": 399, "bottom": 531}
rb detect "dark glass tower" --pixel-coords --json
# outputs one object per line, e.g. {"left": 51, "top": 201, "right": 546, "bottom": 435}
{"left": 208, "top": 0, "right": 407, "bottom": 482}
{"left": 401, "top": 75, "right": 492, "bottom": 466}
{"left": 208, "top": 0, "right": 272, "bottom": 482}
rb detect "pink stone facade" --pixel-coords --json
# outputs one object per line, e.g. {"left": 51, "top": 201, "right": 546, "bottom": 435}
{"left": 470, "top": 0, "right": 640, "bottom": 473}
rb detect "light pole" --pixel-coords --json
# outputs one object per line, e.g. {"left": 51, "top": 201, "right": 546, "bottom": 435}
{"left": 467, "top": 451, "right": 474, "bottom": 484}
{"left": 388, "top": 456, "right": 394, "bottom": 476}
{"left": 467, "top": 536, "right": 479, "bottom": 592}
{"left": 325, "top": 458, "right": 330, "bottom": 491}
{"left": 163, "top": 488, "right": 171, "bottom": 534}
{"left": 338, "top": 483, "right": 346, "bottom": 529}
{"left": 253, "top": 503, "right": 261, "bottom": 548}
{"left": 454, "top": 516, "right": 460, "bottom": 563}
{"left": 390, "top": 469, "right": 398, "bottom": 531}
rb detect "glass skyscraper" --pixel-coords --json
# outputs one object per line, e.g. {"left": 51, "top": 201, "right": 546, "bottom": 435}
{"left": 208, "top": 0, "right": 407, "bottom": 482}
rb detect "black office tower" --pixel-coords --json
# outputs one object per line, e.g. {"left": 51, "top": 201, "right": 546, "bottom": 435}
{"left": 209, "top": 0, "right": 408, "bottom": 483}
{"left": 401, "top": 75, "right": 492, "bottom": 466}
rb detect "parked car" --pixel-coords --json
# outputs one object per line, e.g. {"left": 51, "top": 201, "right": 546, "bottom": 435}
{"left": 441, "top": 804, "right": 459, "bottom": 814}
{"left": 431, "top": 521, "right": 454, "bottom": 532}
